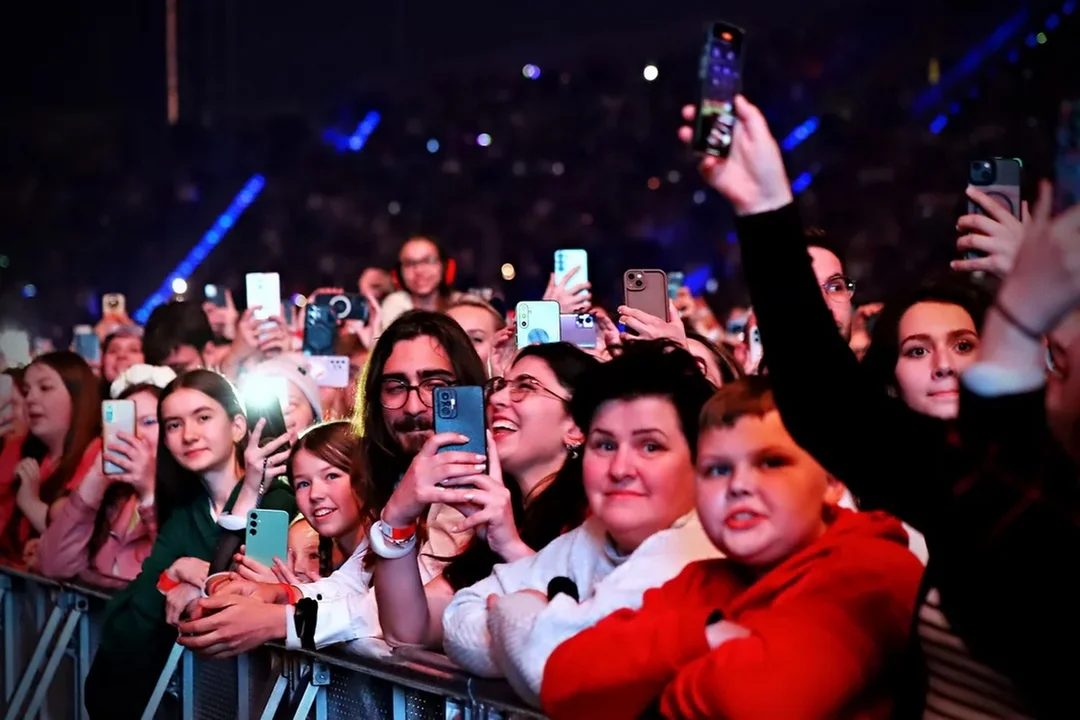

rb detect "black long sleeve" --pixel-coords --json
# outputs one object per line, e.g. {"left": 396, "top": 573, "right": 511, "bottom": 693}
{"left": 735, "top": 204, "right": 951, "bottom": 533}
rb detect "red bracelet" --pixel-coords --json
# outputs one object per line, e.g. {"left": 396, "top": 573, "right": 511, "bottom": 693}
{"left": 379, "top": 519, "right": 418, "bottom": 542}
{"left": 157, "top": 572, "right": 181, "bottom": 593}
{"left": 279, "top": 583, "right": 302, "bottom": 605}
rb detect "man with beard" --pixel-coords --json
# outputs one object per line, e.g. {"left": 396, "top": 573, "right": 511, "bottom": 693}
{"left": 356, "top": 310, "right": 488, "bottom": 533}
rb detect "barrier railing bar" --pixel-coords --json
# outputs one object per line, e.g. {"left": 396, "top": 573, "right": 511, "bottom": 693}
{"left": 0, "top": 574, "right": 14, "bottom": 703}
{"left": 3, "top": 592, "right": 67, "bottom": 720}
{"left": 181, "top": 643, "right": 194, "bottom": 720}
{"left": 24, "top": 591, "right": 87, "bottom": 718}
{"left": 0, "top": 565, "right": 548, "bottom": 720}
{"left": 141, "top": 642, "right": 185, "bottom": 720}
{"left": 76, "top": 608, "right": 90, "bottom": 720}
{"left": 256, "top": 652, "right": 289, "bottom": 720}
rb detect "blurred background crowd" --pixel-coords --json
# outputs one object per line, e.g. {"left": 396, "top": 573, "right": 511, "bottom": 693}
{"left": 1, "top": 0, "right": 1077, "bottom": 343}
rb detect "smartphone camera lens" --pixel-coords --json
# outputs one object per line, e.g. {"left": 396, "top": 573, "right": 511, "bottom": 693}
{"left": 329, "top": 295, "right": 351, "bottom": 318}
{"left": 250, "top": 513, "right": 258, "bottom": 520}
{"left": 970, "top": 161, "right": 994, "bottom": 184}
{"left": 250, "top": 528, "right": 258, "bottom": 536}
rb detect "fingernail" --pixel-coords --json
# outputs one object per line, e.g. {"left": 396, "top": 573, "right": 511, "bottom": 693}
{"left": 474, "top": 463, "right": 486, "bottom": 471}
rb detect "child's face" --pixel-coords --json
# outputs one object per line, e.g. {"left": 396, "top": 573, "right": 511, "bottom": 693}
{"left": 694, "top": 410, "right": 844, "bottom": 572}
{"left": 287, "top": 521, "right": 321, "bottom": 582}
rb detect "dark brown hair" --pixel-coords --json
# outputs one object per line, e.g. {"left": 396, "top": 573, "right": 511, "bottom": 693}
{"left": 20, "top": 351, "right": 102, "bottom": 503}
{"left": 354, "top": 310, "right": 486, "bottom": 520}
{"left": 288, "top": 421, "right": 366, "bottom": 513}
{"left": 699, "top": 376, "right": 777, "bottom": 431}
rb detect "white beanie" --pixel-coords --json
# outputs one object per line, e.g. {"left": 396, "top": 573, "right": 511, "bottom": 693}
{"left": 244, "top": 354, "right": 322, "bottom": 420}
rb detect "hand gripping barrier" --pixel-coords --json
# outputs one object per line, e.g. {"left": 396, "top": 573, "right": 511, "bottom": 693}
{"left": 0, "top": 564, "right": 546, "bottom": 720}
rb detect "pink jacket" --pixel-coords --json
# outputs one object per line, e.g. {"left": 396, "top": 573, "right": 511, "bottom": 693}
{"left": 37, "top": 490, "right": 157, "bottom": 586}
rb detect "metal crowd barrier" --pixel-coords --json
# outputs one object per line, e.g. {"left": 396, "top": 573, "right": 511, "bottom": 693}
{"left": 0, "top": 564, "right": 545, "bottom": 720}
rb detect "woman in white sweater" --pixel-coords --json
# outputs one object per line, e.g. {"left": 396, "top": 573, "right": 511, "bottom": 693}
{"left": 441, "top": 342, "right": 721, "bottom": 706}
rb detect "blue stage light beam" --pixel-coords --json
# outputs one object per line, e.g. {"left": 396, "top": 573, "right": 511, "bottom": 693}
{"left": 923, "top": 1, "right": 1072, "bottom": 134}
{"left": 322, "top": 111, "right": 381, "bottom": 153}
{"left": 781, "top": 116, "right": 820, "bottom": 151}
{"left": 133, "top": 174, "right": 266, "bottom": 324}
{"left": 911, "top": 6, "right": 1030, "bottom": 117}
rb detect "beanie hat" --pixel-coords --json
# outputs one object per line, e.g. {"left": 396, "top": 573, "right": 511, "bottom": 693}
{"left": 244, "top": 354, "right": 323, "bottom": 421}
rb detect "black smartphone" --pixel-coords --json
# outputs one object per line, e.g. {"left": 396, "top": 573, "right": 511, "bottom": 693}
{"left": 302, "top": 303, "right": 338, "bottom": 356}
{"left": 968, "top": 158, "right": 1022, "bottom": 219}
{"left": 691, "top": 22, "right": 746, "bottom": 158}
{"left": 433, "top": 386, "right": 487, "bottom": 471}
{"left": 204, "top": 284, "right": 228, "bottom": 308}
{"left": 242, "top": 377, "right": 290, "bottom": 450}
{"left": 965, "top": 158, "right": 1022, "bottom": 260}
{"left": 313, "top": 293, "right": 369, "bottom": 323}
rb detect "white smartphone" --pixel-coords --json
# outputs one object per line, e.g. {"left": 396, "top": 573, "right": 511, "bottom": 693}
{"left": 102, "top": 400, "right": 137, "bottom": 475}
{"left": 0, "top": 330, "right": 32, "bottom": 368}
{"left": 554, "top": 249, "right": 589, "bottom": 294}
{"left": 306, "top": 356, "right": 350, "bottom": 388}
{"left": 245, "top": 273, "right": 282, "bottom": 321}
{"left": 516, "top": 301, "right": 561, "bottom": 350}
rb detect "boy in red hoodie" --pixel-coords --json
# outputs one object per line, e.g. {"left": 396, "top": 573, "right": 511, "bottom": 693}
{"left": 540, "top": 377, "right": 923, "bottom": 720}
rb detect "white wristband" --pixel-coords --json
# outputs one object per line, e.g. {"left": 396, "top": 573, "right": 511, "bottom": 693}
{"left": 369, "top": 521, "right": 418, "bottom": 559}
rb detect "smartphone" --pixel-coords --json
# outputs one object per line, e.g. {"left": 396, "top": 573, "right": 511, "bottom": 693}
{"left": 306, "top": 356, "right": 350, "bottom": 388}
{"left": 0, "top": 374, "right": 13, "bottom": 424}
{"left": 433, "top": 386, "right": 487, "bottom": 465}
{"left": 245, "top": 273, "right": 282, "bottom": 321}
{"left": 241, "top": 375, "right": 289, "bottom": 449}
{"left": 968, "top": 158, "right": 1022, "bottom": 219}
{"left": 624, "top": 270, "right": 670, "bottom": 323}
{"left": 692, "top": 22, "right": 746, "bottom": 158}
{"left": 667, "top": 271, "right": 685, "bottom": 300}
{"left": 302, "top": 303, "right": 337, "bottom": 356}
{"left": 73, "top": 325, "right": 100, "bottom": 363}
{"left": 312, "top": 292, "right": 369, "bottom": 323}
{"left": 0, "top": 330, "right": 32, "bottom": 368}
{"left": 102, "top": 400, "right": 136, "bottom": 475}
{"left": 102, "top": 293, "right": 126, "bottom": 317}
{"left": 204, "top": 284, "right": 228, "bottom": 308}
{"left": 245, "top": 509, "right": 290, "bottom": 568}
{"left": 559, "top": 313, "right": 597, "bottom": 349}
{"left": 554, "top": 249, "right": 589, "bottom": 296}
{"left": 516, "top": 301, "right": 561, "bottom": 349}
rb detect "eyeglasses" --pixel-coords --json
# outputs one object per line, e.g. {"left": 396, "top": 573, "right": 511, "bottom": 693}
{"left": 821, "top": 275, "right": 856, "bottom": 303}
{"left": 484, "top": 375, "right": 569, "bottom": 404}
{"left": 400, "top": 256, "right": 440, "bottom": 271}
{"left": 379, "top": 377, "right": 452, "bottom": 409}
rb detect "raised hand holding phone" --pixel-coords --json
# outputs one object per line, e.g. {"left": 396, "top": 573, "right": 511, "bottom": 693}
{"left": 953, "top": 186, "right": 1028, "bottom": 277}
{"left": 679, "top": 96, "right": 792, "bottom": 216}
{"left": 381, "top": 433, "right": 489, "bottom": 529}
{"left": 445, "top": 431, "right": 533, "bottom": 562}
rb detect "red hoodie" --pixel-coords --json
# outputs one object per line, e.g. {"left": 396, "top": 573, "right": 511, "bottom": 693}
{"left": 540, "top": 509, "right": 923, "bottom": 720}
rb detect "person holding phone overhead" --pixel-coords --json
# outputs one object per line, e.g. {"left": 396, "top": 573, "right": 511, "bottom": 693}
{"left": 84, "top": 370, "right": 297, "bottom": 720}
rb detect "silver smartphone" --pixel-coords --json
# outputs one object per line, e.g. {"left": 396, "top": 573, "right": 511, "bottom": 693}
{"left": 102, "top": 400, "right": 137, "bottom": 475}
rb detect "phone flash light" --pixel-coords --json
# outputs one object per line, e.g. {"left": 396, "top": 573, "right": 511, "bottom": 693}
{"left": 721, "top": 32, "right": 732, "bottom": 41}
{"left": 242, "top": 375, "right": 287, "bottom": 413}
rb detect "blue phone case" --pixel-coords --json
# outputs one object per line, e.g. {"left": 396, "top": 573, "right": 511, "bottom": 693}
{"left": 433, "top": 386, "right": 487, "bottom": 460}
{"left": 245, "top": 509, "right": 290, "bottom": 568}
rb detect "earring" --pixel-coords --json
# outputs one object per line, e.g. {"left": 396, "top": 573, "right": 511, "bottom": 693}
{"left": 565, "top": 443, "right": 582, "bottom": 459}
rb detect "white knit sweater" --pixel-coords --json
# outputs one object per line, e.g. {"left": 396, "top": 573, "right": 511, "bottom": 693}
{"left": 441, "top": 511, "right": 721, "bottom": 706}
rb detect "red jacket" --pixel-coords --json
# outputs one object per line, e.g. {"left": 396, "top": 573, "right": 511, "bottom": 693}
{"left": 540, "top": 509, "right": 923, "bottom": 720}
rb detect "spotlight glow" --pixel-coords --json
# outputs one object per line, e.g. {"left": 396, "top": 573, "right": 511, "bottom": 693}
{"left": 643, "top": 65, "right": 659, "bottom": 81}
{"left": 477, "top": 133, "right": 492, "bottom": 147}
{"left": 501, "top": 263, "right": 516, "bottom": 280}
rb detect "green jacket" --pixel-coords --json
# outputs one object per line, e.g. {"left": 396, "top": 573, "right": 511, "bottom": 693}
{"left": 97, "top": 478, "right": 298, "bottom": 656}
